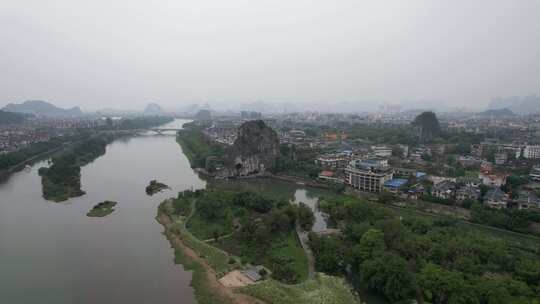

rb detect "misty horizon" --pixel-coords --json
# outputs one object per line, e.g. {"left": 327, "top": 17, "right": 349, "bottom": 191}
{"left": 2, "top": 1, "right": 540, "bottom": 111}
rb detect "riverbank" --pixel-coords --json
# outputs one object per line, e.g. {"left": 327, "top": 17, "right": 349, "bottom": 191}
{"left": 156, "top": 203, "right": 263, "bottom": 304}
{"left": 157, "top": 191, "right": 361, "bottom": 304}
{"left": 0, "top": 145, "right": 63, "bottom": 180}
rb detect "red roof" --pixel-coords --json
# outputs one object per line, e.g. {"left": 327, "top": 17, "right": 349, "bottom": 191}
{"left": 320, "top": 171, "right": 335, "bottom": 177}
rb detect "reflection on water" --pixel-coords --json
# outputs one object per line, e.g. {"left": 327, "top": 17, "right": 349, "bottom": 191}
{"left": 0, "top": 119, "right": 204, "bottom": 304}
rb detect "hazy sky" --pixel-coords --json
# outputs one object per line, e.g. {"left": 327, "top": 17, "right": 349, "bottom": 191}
{"left": 2, "top": 0, "right": 539, "bottom": 111}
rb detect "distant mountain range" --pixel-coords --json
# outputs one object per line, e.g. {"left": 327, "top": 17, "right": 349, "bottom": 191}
{"left": 489, "top": 95, "right": 540, "bottom": 115}
{"left": 3, "top": 100, "right": 83, "bottom": 118}
{"left": 476, "top": 108, "right": 516, "bottom": 118}
{"left": 0, "top": 110, "right": 32, "bottom": 125}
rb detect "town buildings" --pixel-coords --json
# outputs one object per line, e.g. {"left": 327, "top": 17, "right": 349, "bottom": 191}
{"left": 530, "top": 167, "right": 540, "bottom": 182}
{"left": 484, "top": 188, "right": 509, "bottom": 209}
{"left": 345, "top": 158, "right": 393, "bottom": 193}
{"left": 524, "top": 145, "right": 540, "bottom": 159}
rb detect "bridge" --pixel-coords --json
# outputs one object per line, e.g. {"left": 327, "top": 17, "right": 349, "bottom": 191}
{"left": 147, "top": 128, "right": 182, "bottom": 134}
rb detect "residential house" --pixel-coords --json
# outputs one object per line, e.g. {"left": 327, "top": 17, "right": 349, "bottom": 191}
{"left": 431, "top": 181, "right": 456, "bottom": 200}
{"left": 456, "top": 185, "right": 481, "bottom": 202}
{"left": 515, "top": 191, "right": 540, "bottom": 210}
{"left": 479, "top": 172, "right": 507, "bottom": 187}
{"left": 484, "top": 188, "right": 508, "bottom": 209}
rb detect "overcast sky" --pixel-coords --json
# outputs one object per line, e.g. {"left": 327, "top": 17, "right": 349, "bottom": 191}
{"left": 1, "top": 0, "right": 539, "bottom": 111}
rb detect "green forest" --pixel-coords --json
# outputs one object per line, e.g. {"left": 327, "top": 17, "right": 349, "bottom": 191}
{"left": 308, "top": 195, "right": 540, "bottom": 303}
{"left": 168, "top": 189, "right": 314, "bottom": 284}
{"left": 39, "top": 134, "right": 114, "bottom": 201}
{"left": 176, "top": 122, "right": 225, "bottom": 169}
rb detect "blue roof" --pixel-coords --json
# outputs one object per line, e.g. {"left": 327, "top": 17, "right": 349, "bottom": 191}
{"left": 416, "top": 172, "right": 426, "bottom": 178}
{"left": 384, "top": 178, "right": 408, "bottom": 188}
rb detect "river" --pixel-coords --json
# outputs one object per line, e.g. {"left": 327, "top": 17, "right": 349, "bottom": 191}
{"left": 0, "top": 119, "right": 204, "bottom": 304}
{"left": 0, "top": 119, "right": 385, "bottom": 304}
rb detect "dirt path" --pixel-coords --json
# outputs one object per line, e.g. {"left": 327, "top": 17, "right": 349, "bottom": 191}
{"left": 295, "top": 225, "right": 315, "bottom": 280}
{"left": 158, "top": 212, "right": 265, "bottom": 304}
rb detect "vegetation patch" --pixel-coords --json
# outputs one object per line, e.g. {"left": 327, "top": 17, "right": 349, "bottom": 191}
{"left": 87, "top": 201, "right": 118, "bottom": 217}
{"left": 214, "top": 231, "right": 309, "bottom": 283}
{"left": 313, "top": 195, "right": 540, "bottom": 303}
{"left": 241, "top": 274, "right": 360, "bottom": 304}
{"left": 145, "top": 179, "right": 170, "bottom": 195}
{"left": 176, "top": 122, "right": 224, "bottom": 169}
{"left": 158, "top": 203, "right": 233, "bottom": 304}
{"left": 158, "top": 194, "right": 232, "bottom": 274}
{"left": 190, "top": 189, "right": 312, "bottom": 283}
{"left": 39, "top": 134, "right": 114, "bottom": 202}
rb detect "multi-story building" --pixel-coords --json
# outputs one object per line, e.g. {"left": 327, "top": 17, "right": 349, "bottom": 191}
{"left": 494, "top": 152, "right": 508, "bottom": 165}
{"left": 457, "top": 156, "right": 483, "bottom": 168}
{"left": 316, "top": 154, "right": 349, "bottom": 170}
{"left": 371, "top": 146, "right": 392, "bottom": 158}
{"left": 345, "top": 159, "right": 393, "bottom": 193}
{"left": 524, "top": 145, "right": 540, "bottom": 159}
{"left": 530, "top": 167, "right": 540, "bottom": 182}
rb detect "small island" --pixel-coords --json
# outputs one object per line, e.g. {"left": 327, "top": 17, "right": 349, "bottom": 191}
{"left": 145, "top": 180, "right": 169, "bottom": 195}
{"left": 87, "top": 201, "right": 118, "bottom": 217}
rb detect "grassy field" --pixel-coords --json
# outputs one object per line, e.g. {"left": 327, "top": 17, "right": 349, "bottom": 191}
{"left": 172, "top": 246, "right": 232, "bottom": 304}
{"left": 158, "top": 202, "right": 233, "bottom": 304}
{"left": 169, "top": 219, "right": 232, "bottom": 274}
{"left": 241, "top": 273, "right": 360, "bottom": 304}
{"left": 187, "top": 211, "right": 234, "bottom": 240}
{"left": 158, "top": 199, "right": 233, "bottom": 274}
{"left": 214, "top": 231, "right": 309, "bottom": 283}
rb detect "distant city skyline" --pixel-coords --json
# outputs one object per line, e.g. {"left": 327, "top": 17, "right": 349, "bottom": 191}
{"left": 2, "top": 1, "right": 540, "bottom": 111}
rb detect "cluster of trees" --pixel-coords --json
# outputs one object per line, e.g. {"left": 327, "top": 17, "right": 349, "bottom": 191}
{"left": 310, "top": 196, "right": 540, "bottom": 303}
{"left": 180, "top": 189, "right": 314, "bottom": 283}
{"left": 348, "top": 123, "right": 418, "bottom": 145}
{"left": 0, "top": 132, "right": 90, "bottom": 171}
{"left": 273, "top": 145, "right": 322, "bottom": 178}
{"left": 176, "top": 123, "right": 225, "bottom": 169}
{"left": 39, "top": 134, "right": 113, "bottom": 201}
{"left": 470, "top": 203, "right": 538, "bottom": 234}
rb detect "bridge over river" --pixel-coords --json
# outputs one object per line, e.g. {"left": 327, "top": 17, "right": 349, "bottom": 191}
{"left": 147, "top": 128, "right": 182, "bottom": 134}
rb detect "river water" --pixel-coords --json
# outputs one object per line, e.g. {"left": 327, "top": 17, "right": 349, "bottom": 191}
{"left": 0, "top": 119, "right": 385, "bottom": 304}
{"left": 0, "top": 119, "right": 204, "bottom": 304}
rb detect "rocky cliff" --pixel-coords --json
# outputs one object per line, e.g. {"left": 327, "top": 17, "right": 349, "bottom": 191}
{"left": 225, "top": 120, "right": 280, "bottom": 177}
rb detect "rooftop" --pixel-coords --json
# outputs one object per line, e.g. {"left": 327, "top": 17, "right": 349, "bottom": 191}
{"left": 384, "top": 178, "right": 408, "bottom": 189}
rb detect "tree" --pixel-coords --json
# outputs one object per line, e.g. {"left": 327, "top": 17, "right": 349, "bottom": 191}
{"left": 309, "top": 234, "right": 346, "bottom": 275}
{"left": 360, "top": 252, "right": 416, "bottom": 302}
{"left": 297, "top": 203, "right": 315, "bottom": 230}
{"left": 355, "top": 228, "right": 386, "bottom": 262}
{"left": 476, "top": 276, "right": 532, "bottom": 304}
{"left": 515, "top": 259, "right": 540, "bottom": 286}
{"left": 412, "top": 111, "right": 441, "bottom": 142}
{"left": 418, "top": 263, "right": 477, "bottom": 304}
